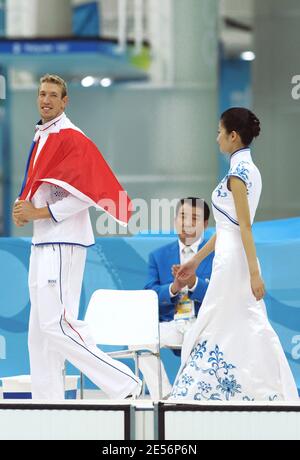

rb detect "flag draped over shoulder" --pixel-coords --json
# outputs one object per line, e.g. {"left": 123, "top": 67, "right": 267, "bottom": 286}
{"left": 19, "top": 128, "right": 132, "bottom": 226}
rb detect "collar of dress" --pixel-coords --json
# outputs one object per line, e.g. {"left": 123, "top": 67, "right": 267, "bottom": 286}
{"left": 230, "top": 147, "right": 252, "bottom": 166}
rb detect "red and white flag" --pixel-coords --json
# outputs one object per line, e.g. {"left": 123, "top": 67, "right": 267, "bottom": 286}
{"left": 19, "top": 126, "right": 132, "bottom": 226}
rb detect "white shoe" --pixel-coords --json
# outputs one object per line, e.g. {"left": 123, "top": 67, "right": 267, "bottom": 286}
{"left": 126, "top": 380, "right": 142, "bottom": 400}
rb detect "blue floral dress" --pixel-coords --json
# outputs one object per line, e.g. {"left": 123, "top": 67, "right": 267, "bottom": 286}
{"left": 171, "top": 148, "right": 298, "bottom": 401}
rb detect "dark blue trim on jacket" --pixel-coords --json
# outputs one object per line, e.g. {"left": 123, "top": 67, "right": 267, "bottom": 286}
{"left": 19, "top": 140, "right": 36, "bottom": 197}
{"left": 212, "top": 201, "right": 239, "bottom": 226}
{"left": 59, "top": 316, "right": 139, "bottom": 385}
{"left": 59, "top": 245, "right": 63, "bottom": 304}
{"left": 230, "top": 147, "right": 250, "bottom": 163}
{"left": 31, "top": 242, "right": 95, "bottom": 248}
{"left": 47, "top": 202, "right": 58, "bottom": 223}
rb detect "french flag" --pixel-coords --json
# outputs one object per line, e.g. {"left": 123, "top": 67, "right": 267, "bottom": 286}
{"left": 19, "top": 126, "right": 132, "bottom": 226}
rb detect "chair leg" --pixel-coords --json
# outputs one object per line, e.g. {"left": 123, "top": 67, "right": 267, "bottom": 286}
{"left": 133, "top": 352, "right": 139, "bottom": 399}
{"left": 157, "top": 351, "right": 163, "bottom": 400}
{"left": 62, "top": 361, "right": 70, "bottom": 399}
{"left": 134, "top": 352, "right": 139, "bottom": 378}
{"left": 142, "top": 377, "right": 146, "bottom": 397}
{"left": 62, "top": 362, "right": 66, "bottom": 395}
{"left": 80, "top": 372, "right": 84, "bottom": 400}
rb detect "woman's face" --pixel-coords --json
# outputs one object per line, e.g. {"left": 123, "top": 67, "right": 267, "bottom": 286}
{"left": 217, "top": 121, "right": 233, "bottom": 154}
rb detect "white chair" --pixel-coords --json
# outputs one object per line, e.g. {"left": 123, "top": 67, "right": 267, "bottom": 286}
{"left": 81, "top": 289, "right": 162, "bottom": 399}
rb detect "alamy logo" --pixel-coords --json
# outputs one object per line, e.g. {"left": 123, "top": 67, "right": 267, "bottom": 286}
{"left": 292, "top": 335, "right": 300, "bottom": 360}
{"left": 291, "top": 75, "right": 300, "bottom": 100}
{"left": 0, "top": 74, "right": 5, "bottom": 100}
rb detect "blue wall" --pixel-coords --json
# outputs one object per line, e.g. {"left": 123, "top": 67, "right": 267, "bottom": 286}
{"left": 0, "top": 217, "right": 299, "bottom": 395}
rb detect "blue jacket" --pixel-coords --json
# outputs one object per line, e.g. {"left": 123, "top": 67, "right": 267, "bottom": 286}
{"left": 144, "top": 238, "right": 214, "bottom": 322}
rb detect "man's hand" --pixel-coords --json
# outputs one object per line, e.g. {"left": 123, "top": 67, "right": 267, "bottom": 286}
{"left": 172, "top": 264, "right": 197, "bottom": 290}
{"left": 13, "top": 201, "right": 37, "bottom": 223}
{"left": 186, "top": 274, "right": 197, "bottom": 290}
{"left": 12, "top": 201, "right": 29, "bottom": 227}
{"left": 176, "top": 258, "right": 198, "bottom": 282}
{"left": 12, "top": 198, "right": 52, "bottom": 228}
{"left": 170, "top": 277, "right": 186, "bottom": 296}
{"left": 171, "top": 265, "right": 186, "bottom": 295}
{"left": 172, "top": 264, "right": 181, "bottom": 278}
{"left": 13, "top": 215, "right": 28, "bottom": 227}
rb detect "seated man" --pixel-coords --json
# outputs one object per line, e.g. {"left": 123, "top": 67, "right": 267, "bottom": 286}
{"left": 142, "top": 197, "right": 214, "bottom": 398}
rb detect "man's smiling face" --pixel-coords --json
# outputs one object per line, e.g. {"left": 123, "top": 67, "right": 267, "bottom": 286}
{"left": 37, "top": 82, "right": 68, "bottom": 124}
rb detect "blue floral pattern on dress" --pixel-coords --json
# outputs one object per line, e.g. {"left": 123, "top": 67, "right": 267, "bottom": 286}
{"left": 215, "top": 176, "right": 228, "bottom": 198}
{"left": 171, "top": 342, "right": 279, "bottom": 401}
{"left": 228, "top": 161, "right": 253, "bottom": 194}
{"left": 214, "top": 161, "right": 253, "bottom": 200}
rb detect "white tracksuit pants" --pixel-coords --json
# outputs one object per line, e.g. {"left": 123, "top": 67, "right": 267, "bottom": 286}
{"left": 28, "top": 244, "right": 140, "bottom": 400}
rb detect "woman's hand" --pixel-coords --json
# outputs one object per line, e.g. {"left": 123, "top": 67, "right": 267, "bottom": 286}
{"left": 251, "top": 273, "right": 265, "bottom": 301}
{"left": 176, "top": 257, "right": 199, "bottom": 282}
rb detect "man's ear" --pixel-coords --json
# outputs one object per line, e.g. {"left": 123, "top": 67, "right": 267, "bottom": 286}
{"left": 63, "top": 95, "right": 69, "bottom": 107}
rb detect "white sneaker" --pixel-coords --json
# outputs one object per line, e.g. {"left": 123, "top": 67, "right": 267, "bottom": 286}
{"left": 126, "top": 380, "right": 142, "bottom": 400}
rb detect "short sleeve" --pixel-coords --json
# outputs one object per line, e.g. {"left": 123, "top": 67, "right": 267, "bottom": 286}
{"left": 228, "top": 161, "right": 251, "bottom": 190}
{"left": 48, "top": 194, "right": 90, "bottom": 223}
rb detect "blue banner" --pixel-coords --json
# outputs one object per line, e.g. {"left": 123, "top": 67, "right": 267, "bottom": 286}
{"left": 0, "top": 39, "right": 118, "bottom": 57}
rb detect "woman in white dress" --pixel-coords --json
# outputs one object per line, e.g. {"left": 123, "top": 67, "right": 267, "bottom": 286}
{"left": 171, "top": 108, "right": 298, "bottom": 401}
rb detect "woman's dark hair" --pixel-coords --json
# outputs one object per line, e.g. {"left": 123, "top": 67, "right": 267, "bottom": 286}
{"left": 221, "top": 107, "right": 261, "bottom": 146}
{"left": 176, "top": 197, "right": 210, "bottom": 221}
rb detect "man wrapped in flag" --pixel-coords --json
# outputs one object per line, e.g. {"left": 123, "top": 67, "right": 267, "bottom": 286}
{"left": 13, "top": 74, "right": 141, "bottom": 400}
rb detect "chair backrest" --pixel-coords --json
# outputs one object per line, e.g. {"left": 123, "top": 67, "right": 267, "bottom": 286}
{"left": 84, "top": 289, "right": 159, "bottom": 346}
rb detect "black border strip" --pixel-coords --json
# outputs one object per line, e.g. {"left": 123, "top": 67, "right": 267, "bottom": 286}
{"left": 158, "top": 403, "right": 165, "bottom": 442}
{"left": 158, "top": 402, "right": 300, "bottom": 440}
{"left": 0, "top": 403, "right": 131, "bottom": 440}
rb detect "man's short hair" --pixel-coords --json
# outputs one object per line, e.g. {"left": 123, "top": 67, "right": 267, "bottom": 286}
{"left": 176, "top": 197, "right": 210, "bottom": 221}
{"left": 39, "top": 74, "right": 68, "bottom": 98}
